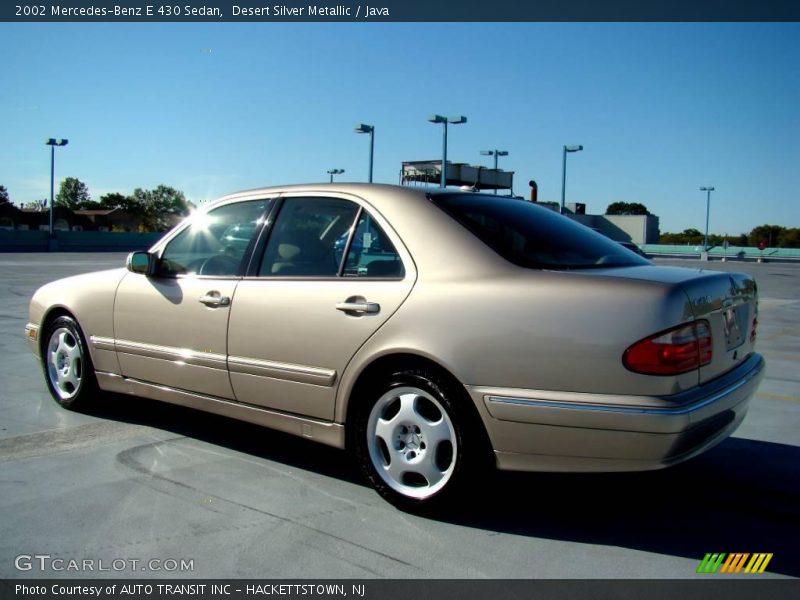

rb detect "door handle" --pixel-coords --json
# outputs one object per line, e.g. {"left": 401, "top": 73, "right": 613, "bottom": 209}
{"left": 199, "top": 293, "right": 231, "bottom": 307}
{"left": 336, "top": 301, "right": 380, "bottom": 315}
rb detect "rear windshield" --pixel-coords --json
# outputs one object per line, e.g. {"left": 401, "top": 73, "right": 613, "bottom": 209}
{"left": 431, "top": 193, "right": 649, "bottom": 270}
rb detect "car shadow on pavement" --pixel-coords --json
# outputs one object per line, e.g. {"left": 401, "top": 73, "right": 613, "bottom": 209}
{"left": 86, "top": 394, "right": 799, "bottom": 577}
{"left": 443, "top": 437, "right": 800, "bottom": 578}
{"left": 86, "top": 393, "right": 363, "bottom": 485}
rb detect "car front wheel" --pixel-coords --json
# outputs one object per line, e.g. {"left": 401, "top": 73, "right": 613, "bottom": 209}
{"left": 43, "top": 315, "right": 98, "bottom": 409}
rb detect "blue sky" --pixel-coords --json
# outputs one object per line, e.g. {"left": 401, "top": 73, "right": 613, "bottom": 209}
{"left": 1, "top": 22, "right": 798, "bottom": 234}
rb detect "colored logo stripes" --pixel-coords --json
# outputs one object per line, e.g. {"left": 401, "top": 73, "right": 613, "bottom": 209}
{"left": 697, "top": 553, "right": 773, "bottom": 574}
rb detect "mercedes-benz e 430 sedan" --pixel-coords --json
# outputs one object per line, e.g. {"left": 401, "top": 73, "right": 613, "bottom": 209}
{"left": 26, "top": 184, "right": 764, "bottom": 509}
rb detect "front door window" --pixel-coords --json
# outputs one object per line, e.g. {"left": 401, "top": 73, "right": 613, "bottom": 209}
{"left": 159, "top": 199, "right": 270, "bottom": 277}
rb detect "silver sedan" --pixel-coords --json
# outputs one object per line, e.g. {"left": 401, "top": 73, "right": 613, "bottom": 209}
{"left": 26, "top": 184, "right": 765, "bottom": 510}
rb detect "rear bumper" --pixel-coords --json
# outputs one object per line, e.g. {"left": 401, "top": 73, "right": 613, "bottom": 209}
{"left": 468, "top": 353, "right": 765, "bottom": 472}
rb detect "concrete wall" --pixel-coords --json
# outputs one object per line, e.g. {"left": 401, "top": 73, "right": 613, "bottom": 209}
{"left": 567, "top": 214, "right": 660, "bottom": 244}
{"left": 602, "top": 215, "right": 659, "bottom": 244}
{"left": 0, "top": 230, "right": 162, "bottom": 252}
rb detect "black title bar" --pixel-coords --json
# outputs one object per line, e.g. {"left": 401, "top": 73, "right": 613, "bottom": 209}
{"left": 3, "top": 1, "right": 800, "bottom": 22}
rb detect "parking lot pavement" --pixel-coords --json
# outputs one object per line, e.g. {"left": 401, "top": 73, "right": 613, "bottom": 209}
{"left": 0, "top": 254, "right": 798, "bottom": 579}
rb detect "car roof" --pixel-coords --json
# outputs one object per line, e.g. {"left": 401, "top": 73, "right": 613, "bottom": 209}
{"left": 209, "top": 183, "right": 515, "bottom": 280}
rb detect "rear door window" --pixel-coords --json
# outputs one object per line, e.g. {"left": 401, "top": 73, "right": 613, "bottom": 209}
{"left": 258, "top": 197, "right": 359, "bottom": 277}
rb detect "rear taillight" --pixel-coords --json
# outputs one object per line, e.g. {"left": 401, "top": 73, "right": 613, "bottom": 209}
{"left": 750, "top": 316, "right": 758, "bottom": 344}
{"left": 623, "top": 320, "right": 712, "bottom": 375}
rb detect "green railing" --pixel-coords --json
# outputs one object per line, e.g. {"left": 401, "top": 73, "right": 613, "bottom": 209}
{"left": 642, "top": 244, "right": 800, "bottom": 261}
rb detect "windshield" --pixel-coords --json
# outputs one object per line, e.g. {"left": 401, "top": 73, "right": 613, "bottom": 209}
{"left": 431, "top": 193, "right": 650, "bottom": 270}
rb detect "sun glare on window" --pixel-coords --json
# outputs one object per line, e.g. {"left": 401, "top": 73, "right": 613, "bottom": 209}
{"left": 188, "top": 210, "right": 216, "bottom": 232}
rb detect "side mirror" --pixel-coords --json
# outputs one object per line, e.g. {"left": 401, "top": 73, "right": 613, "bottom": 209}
{"left": 126, "top": 251, "right": 155, "bottom": 275}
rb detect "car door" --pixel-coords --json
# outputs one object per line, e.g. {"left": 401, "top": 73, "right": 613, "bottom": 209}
{"left": 227, "top": 194, "right": 416, "bottom": 421}
{"left": 113, "top": 198, "right": 272, "bottom": 399}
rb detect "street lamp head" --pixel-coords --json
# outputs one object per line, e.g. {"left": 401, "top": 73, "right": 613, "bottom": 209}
{"left": 481, "top": 149, "right": 509, "bottom": 157}
{"left": 429, "top": 114, "right": 466, "bottom": 188}
{"left": 46, "top": 138, "right": 69, "bottom": 147}
{"left": 700, "top": 186, "right": 715, "bottom": 192}
{"left": 327, "top": 168, "right": 345, "bottom": 175}
{"left": 564, "top": 145, "right": 583, "bottom": 152}
{"left": 355, "top": 124, "right": 375, "bottom": 183}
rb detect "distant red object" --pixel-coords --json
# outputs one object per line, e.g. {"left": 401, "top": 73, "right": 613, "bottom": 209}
{"left": 758, "top": 241, "right": 767, "bottom": 251}
{"left": 529, "top": 180, "right": 538, "bottom": 203}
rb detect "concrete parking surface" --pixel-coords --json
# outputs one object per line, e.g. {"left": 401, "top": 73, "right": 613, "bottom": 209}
{"left": 1, "top": 254, "right": 798, "bottom": 579}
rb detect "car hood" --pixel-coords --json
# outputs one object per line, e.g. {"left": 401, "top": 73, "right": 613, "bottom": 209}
{"left": 35, "top": 267, "right": 129, "bottom": 295}
{"left": 30, "top": 268, "right": 128, "bottom": 324}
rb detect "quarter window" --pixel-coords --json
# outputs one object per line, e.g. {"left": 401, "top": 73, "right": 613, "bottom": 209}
{"left": 158, "top": 199, "right": 271, "bottom": 277}
{"left": 343, "top": 213, "right": 405, "bottom": 278}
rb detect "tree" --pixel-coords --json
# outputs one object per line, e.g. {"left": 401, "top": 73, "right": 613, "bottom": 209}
{"left": 748, "top": 224, "right": 784, "bottom": 248}
{"left": 0, "top": 185, "right": 9, "bottom": 206}
{"left": 22, "top": 199, "right": 48, "bottom": 211}
{"left": 659, "top": 227, "right": 800, "bottom": 248}
{"left": 130, "top": 185, "right": 190, "bottom": 231}
{"left": 56, "top": 177, "right": 91, "bottom": 209}
{"left": 72, "top": 199, "right": 105, "bottom": 209}
{"left": 733, "top": 233, "right": 749, "bottom": 247}
{"left": 778, "top": 228, "right": 800, "bottom": 248}
{"left": 659, "top": 228, "right": 705, "bottom": 245}
{"left": 605, "top": 202, "right": 650, "bottom": 216}
{"left": 99, "top": 192, "right": 136, "bottom": 212}
{"left": 745, "top": 224, "right": 800, "bottom": 248}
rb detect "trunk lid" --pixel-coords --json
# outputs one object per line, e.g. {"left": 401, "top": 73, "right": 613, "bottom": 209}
{"left": 572, "top": 265, "right": 758, "bottom": 385}
{"left": 678, "top": 270, "right": 757, "bottom": 384}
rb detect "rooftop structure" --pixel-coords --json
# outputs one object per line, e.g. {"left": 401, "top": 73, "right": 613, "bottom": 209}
{"left": 400, "top": 160, "right": 514, "bottom": 193}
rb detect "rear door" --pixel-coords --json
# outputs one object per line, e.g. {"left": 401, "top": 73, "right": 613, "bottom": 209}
{"left": 227, "top": 193, "right": 416, "bottom": 420}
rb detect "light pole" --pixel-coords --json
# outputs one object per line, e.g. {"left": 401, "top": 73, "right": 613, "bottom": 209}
{"left": 561, "top": 144, "right": 583, "bottom": 214}
{"left": 46, "top": 138, "right": 69, "bottom": 236}
{"left": 700, "top": 186, "right": 715, "bottom": 251}
{"left": 327, "top": 168, "right": 345, "bottom": 183}
{"left": 354, "top": 124, "right": 374, "bottom": 183}
{"left": 480, "top": 149, "right": 508, "bottom": 194}
{"left": 428, "top": 114, "right": 467, "bottom": 188}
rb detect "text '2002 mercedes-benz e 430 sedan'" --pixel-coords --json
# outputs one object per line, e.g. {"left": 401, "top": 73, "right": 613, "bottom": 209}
{"left": 26, "top": 184, "right": 764, "bottom": 509}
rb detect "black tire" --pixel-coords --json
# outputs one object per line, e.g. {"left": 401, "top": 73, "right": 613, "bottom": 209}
{"left": 41, "top": 315, "right": 99, "bottom": 410}
{"left": 350, "top": 367, "right": 491, "bottom": 511}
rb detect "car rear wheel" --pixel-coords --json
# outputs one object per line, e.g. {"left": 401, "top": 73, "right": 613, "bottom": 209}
{"left": 43, "top": 315, "right": 98, "bottom": 409}
{"left": 352, "top": 368, "right": 488, "bottom": 511}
